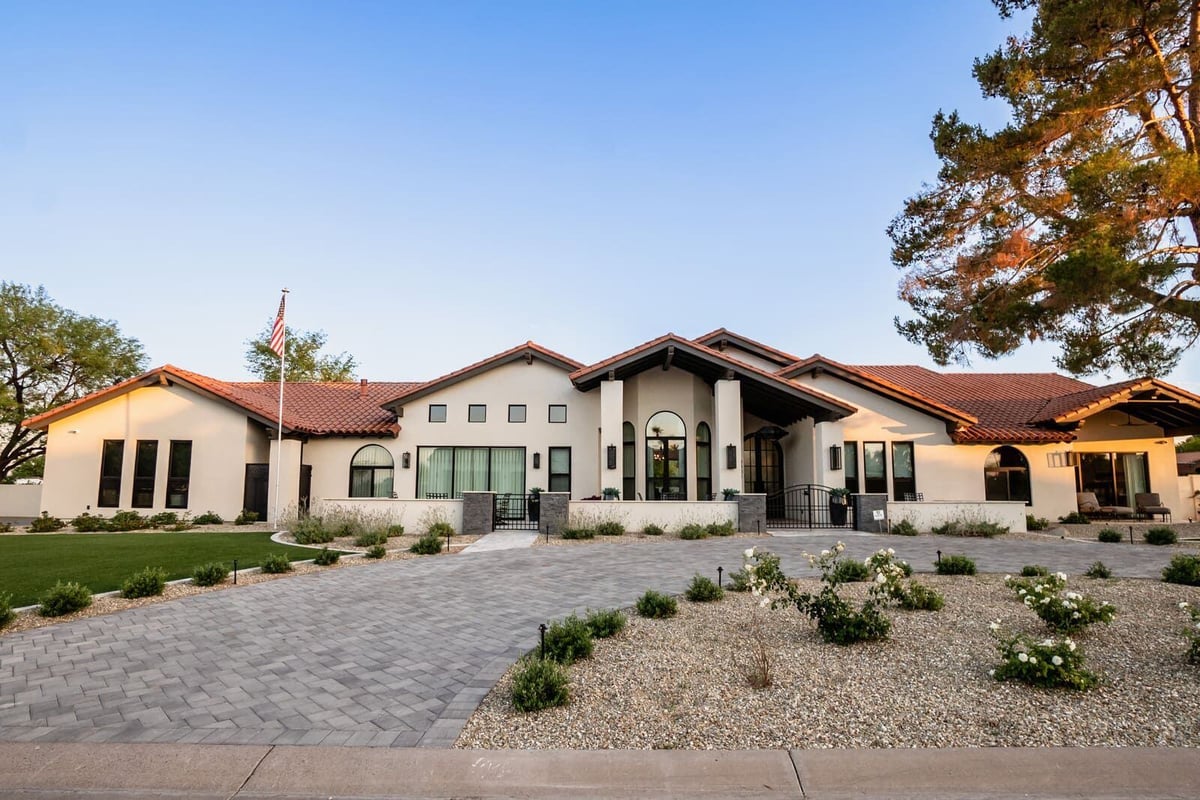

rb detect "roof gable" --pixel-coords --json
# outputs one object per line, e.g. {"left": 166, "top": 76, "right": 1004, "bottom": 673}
{"left": 692, "top": 328, "right": 799, "bottom": 368}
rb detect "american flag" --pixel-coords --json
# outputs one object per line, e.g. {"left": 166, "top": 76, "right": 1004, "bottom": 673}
{"left": 268, "top": 293, "right": 286, "bottom": 358}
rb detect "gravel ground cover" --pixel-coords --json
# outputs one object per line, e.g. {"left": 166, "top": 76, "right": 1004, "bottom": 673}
{"left": 457, "top": 574, "right": 1200, "bottom": 749}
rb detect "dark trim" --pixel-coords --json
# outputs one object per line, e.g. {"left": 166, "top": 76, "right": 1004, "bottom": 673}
{"left": 97, "top": 439, "right": 124, "bottom": 508}
{"left": 468, "top": 404, "right": 486, "bottom": 423}
{"left": 862, "top": 441, "right": 887, "bottom": 496}
{"left": 166, "top": 440, "right": 192, "bottom": 509}
{"left": 548, "top": 404, "right": 567, "bottom": 423}
{"left": 549, "top": 446, "right": 571, "bottom": 493}
{"left": 428, "top": 404, "right": 447, "bottom": 423}
{"left": 508, "top": 404, "right": 527, "bottom": 423}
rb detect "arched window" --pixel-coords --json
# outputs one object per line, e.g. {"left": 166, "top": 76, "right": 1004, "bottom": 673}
{"left": 350, "top": 445, "right": 394, "bottom": 498}
{"left": 622, "top": 422, "right": 636, "bottom": 502}
{"left": 696, "top": 422, "right": 712, "bottom": 500}
{"left": 646, "top": 411, "right": 686, "bottom": 500}
{"left": 984, "top": 446, "right": 1030, "bottom": 504}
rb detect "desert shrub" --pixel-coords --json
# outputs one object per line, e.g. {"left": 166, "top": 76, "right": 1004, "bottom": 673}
{"left": 1085, "top": 561, "right": 1113, "bottom": 579}
{"left": 427, "top": 520, "right": 455, "bottom": 538}
{"left": 387, "top": 524, "right": 405, "bottom": 537}
{"left": 1021, "top": 564, "right": 1050, "bottom": 577}
{"left": 191, "top": 562, "right": 229, "bottom": 586}
{"left": 120, "top": 566, "right": 167, "bottom": 599}
{"left": 0, "top": 592, "right": 14, "bottom": 629}
{"left": 354, "top": 529, "right": 388, "bottom": 547}
{"left": 931, "top": 518, "right": 1008, "bottom": 537}
{"left": 803, "top": 590, "right": 891, "bottom": 644}
{"left": 29, "top": 512, "right": 65, "bottom": 533}
{"left": 1026, "top": 515, "right": 1051, "bottom": 531}
{"left": 543, "top": 615, "right": 594, "bottom": 664}
{"left": 365, "top": 544, "right": 387, "bottom": 559}
{"left": 585, "top": 608, "right": 626, "bottom": 638}
{"left": 991, "top": 629, "right": 1096, "bottom": 690}
{"left": 727, "top": 568, "right": 751, "bottom": 592}
{"left": 935, "top": 554, "right": 976, "bottom": 575}
{"left": 259, "top": 553, "right": 292, "bottom": 574}
{"left": 890, "top": 519, "right": 918, "bottom": 536}
{"left": 0, "top": 522, "right": 10, "bottom": 533}
{"left": 313, "top": 548, "right": 340, "bottom": 566}
{"left": 291, "top": 517, "right": 335, "bottom": 545}
{"left": 561, "top": 528, "right": 595, "bottom": 540}
{"left": 510, "top": 656, "right": 569, "bottom": 713}
{"left": 107, "top": 510, "right": 146, "bottom": 531}
{"left": 642, "top": 523, "right": 664, "bottom": 536}
{"left": 1098, "top": 528, "right": 1123, "bottom": 543}
{"left": 1180, "top": 602, "right": 1200, "bottom": 665}
{"left": 38, "top": 581, "right": 93, "bottom": 617}
{"left": 678, "top": 523, "right": 708, "bottom": 540}
{"left": 234, "top": 509, "right": 259, "bottom": 525}
{"left": 1059, "top": 511, "right": 1090, "bottom": 525}
{"left": 831, "top": 559, "right": 872, "bottom": 584}
{"left": 595, "top": 520, "right": 625, "bottom": 537}
{"left": 706, "top": 520, "right": 736, "bottom": 537}
{"left": 71, "top": 513, "right": 108, "bottom": 532}
{"left": 147, "top": 512, "right": 178, "bottom": 529}
{"left": 193, "top": 511, "right": 224, "bottom": 525}
{"left": 409, "top": 532, "right": 442, "bottom": 555}
{"left": 1163, "top": 554, "right": 1200, "bottom": 586}
{"left": 170, "top": 515, "right": 194, "bottom": 532}
{"left": 1145, "top": 526, "right": 1178, "bottom": 546}
{"left": 899, "top": 582, "right": 945, "bottom": 611}
{"left": 1017, "top": 575, "right": 1115, "bottom": 633}
{"left": 685, "top": 575, "right": 724, "bottom": 602}
{"left": 636, "top": 590, "right": 678, "bottom": 618}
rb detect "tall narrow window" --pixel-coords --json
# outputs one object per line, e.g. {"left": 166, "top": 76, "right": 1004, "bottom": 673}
{"left": 892, "top": 442, "right": 915, "bottom": 500}
{"left": 622, "top": 422, "right": 636, "bottom": 501}
{"left": 132, "top": 440, "right": 158, "bottom": 508}
{"left": 166, "top": 440, "right": 192, "bottom": 509}
{"left": 349, "top": 444, "right": 394, "bottom": 498}
{"left": 844, "top": 441, "right": 859, "bottom": 494}
{"left": 696, "top": 422, "right": 712, "bottom": 500}
{"left": 646, "top": 411, "right": 686, "bottom": 500}
{"left": 490, "top": 447, "right": 525, "bottom": 495}
{"left": 98, "top": 440, "right": 124, "bottom": 508}
{"left": 549, "top": 447, "right": 571, "bottom": 493}
{"left": 862, "top": 442, "right": 887, "bottom": 495}
{"left": 416, "top": 447, "right": 453, "bottom": 498}
{"left": 985, "top": 446, "right": 1031, "bottom": 504}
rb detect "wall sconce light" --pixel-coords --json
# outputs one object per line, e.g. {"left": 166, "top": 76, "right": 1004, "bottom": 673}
{"left": 401, "top": 452, "right": 411, "bottom": 469}
{"left": 606, "top": 445, "right": 617, "bottom": 470}
{"left": 533, "top": 452, "right": 541, "bottom": 469}
{"left": 726, "top": 444, "right": 737, "bottom": 470}
{"left": 829, "top": 445, "right": 843, "bottom": 471}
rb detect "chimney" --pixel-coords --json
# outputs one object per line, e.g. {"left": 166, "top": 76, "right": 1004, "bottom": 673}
{"left": 359, "top": 378, "right": 368, "bottom": 398}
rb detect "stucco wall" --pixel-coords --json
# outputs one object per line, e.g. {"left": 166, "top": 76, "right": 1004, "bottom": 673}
{"left": 310, "top": 498, "right": 464, "bottom": 533}
{"left": 1179, "top": 475, "right": 1200, "bottom": 521}
{"left": 0, "top": 484, "right": 42, "bottom": 520}
{"left": 888, "top": 500, "right": 1029, "bottom": 533}
{"left": 568, "top": 500, "right": 737, "bottom": 532}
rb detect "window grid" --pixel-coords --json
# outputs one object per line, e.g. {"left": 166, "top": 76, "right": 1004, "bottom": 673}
{"left": 548, "top": 404, "right": 567, "bottom": 423}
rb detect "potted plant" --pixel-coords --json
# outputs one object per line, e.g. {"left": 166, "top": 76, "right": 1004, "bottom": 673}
{"left": 721, "top": 488, "right": 741, "bottom": 501}
{"left": 602, "top": 487, "right": 620, "bottom": 501}
{"left": 829, "top": 487, "right": 851, "bottom": 526}
{"left": 528, "top": 487, "right": 542, "bottom": 523}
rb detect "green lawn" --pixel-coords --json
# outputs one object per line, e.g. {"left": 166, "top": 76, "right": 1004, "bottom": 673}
{"left": 0, "top": 531, "right": 316, "bottom": 607}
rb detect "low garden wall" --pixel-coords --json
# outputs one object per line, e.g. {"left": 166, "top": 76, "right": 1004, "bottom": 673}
{"left": 0, "top": 483, "right": 42, "bottom": 521}
{"left": 887, "top": 500, "right": 1029, "bottom": 533}
{"left": 568, "top": 500, "right": 738, "bottom": 532}
{"left": 310, "top": 498, "right": 463, "bottom": 533}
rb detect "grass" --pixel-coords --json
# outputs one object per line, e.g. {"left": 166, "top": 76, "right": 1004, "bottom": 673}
{"left": 0, "top": 531, "right": 314, "bottom": 607}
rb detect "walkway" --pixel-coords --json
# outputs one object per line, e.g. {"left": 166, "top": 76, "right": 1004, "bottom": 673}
{"left": 0, "top": 534, "right": 1186, "bottom": 749}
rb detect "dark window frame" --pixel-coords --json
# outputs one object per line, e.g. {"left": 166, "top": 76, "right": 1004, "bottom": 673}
{"left": 131, "top": 440, "right": 158, "bottom": 508}
{"left": 696, "top": 421, "right": 712, "bottom": 501}
{"left": 349, "top": 444, "right": 395, "bottom": 498}
{"left": 548, "top": 446, "right": 571, "bottom": 493}
{"left": 548, "top": 404, "right": 567, "bottom": 423}
{"left": 415, "top": 445, "right": 527, "bottom": 499}
{"left": 428, "top": 404, "right": 447, "bottom": 423}
{"left": 985, "top": 445, "right": 1032, "bottom": 505}
{"left": 622, "top": 421, "right": 636, "bottom": 502}
{"left": 166, "top": 440, "right": 192, "bottom": 509}
{"left": 862, "top": 441, "right": 887, "bottom": 495}
{"left": 468, "top": 404, "right": 487, "bottom": 423}
{"left": 98, "top": 439, "right": 125, "bottom": 508}
{"left": 891, "top": 441, "right": 915, "bottom": 500}
{"left": 508, "top": 404, "right": 527, "bottom": 423}
{"left": 844, "top": 441, "right": 859, "bottom": 494}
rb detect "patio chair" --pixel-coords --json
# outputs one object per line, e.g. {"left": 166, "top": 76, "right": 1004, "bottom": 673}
{"left": 1135, "top": 493, "right": 1172, "bottom": 522}
{"left": 1076, "top": 492, "right": 1134, "bottom": 519}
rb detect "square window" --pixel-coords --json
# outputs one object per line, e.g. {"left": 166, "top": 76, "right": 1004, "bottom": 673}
{"left": 429, "top": 404, "right": 447, "bottom": 423}
{"left": 468, "top": 404, "right": 487, "bottom": 423}
{"left": 508, "top": 404, "right": 526, "bottom": 423}
{"left": 548, "top": 404, "right": 567, "bottom": 423}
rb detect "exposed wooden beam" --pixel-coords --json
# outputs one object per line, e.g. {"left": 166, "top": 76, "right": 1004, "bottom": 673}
{"left": 663, "top": 345, "right": 675, "bottom": 371}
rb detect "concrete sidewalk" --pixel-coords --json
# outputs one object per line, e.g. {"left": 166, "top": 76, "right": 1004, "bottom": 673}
{"left": 2, "top": 742, "right": 1199, "bottom": 799}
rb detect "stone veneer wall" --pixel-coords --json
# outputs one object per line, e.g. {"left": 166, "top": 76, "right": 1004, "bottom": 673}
{"left": 852, "top": 493, "right": 888, "bottom": 533}
{"left": 461, "top": 492, "right": 494, "bottom": 535}
{"left": 736, "top": 493, "right": 766, "bottom": 534}
{"left": 538, "top": 492, "right": 570, "bottom": 536}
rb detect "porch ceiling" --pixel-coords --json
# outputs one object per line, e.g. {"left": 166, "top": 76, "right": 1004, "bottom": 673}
{"left": 1110, "top": 398, "right": 1200, "bottom": 436}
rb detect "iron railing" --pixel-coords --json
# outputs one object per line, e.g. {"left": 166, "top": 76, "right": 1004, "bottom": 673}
{"left": 493, "top": 493, "right": 540, "bottom": 531}
{"left": 765, "top": 484, "right": 854, "bottom": 529}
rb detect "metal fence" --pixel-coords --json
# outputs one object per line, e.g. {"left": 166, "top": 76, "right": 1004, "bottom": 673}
{"left": 765, "top": 484, "right": 853, "bottom": 529}
{"left": 492, "top": 493, "right": 540, "bottom": 531}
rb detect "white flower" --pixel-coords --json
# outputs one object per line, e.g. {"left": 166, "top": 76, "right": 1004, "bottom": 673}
{"left": 1017, "top": 652, "right": 1029, "bottom": 662}
{"left": 1018, "top": 588, "right": 1027, "bottom": 596}
{"left": 1072, "top": 611, "right": 1081, "bottom": 619}
{"left": 988, "top": 669, "right": 995, "bottom": 677}
{"left": 1180, "top": 601, "right": 1190, "bottom": 610}
{"left": 820, "top": 549, "right": 830, "bottom": 557}
{"left": 759, "top": 597, "right": 771, "bottom": 608}
{"left": 1051, "top": 655, "right": 1063, "bottom": 666}
{"left": 887, "top": 548, "right": 895, "bottom": 556}
{"left": 1004, "top": 575, "right": 1012, "bottom": 582}
{"left": 1066, "top": 639, "right": 1076, "bottom": 652}
{"left": 1041, "top": 639, "right": 1053, "bottom": 647}
{"left": 835, "top": 542, "right": 845, "bottom": 553}
{"left": 875, "top": 573, "right": 887, "bottom": 584}
{"left": 743, "top": 548, "right": 755, "bottom": 559}
{"left": 988, "top": 621, "right": 1000, "bottom": 632}
{"left": 1055, "top": 572, "right": 1068, "bottom": 582}
{"left": 1029, "top": 656, "right": 1038, "bottom": 664}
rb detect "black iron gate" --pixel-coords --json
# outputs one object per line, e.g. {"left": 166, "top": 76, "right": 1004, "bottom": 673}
{"left": 493, "top": 493, "right": 540, "bottom": 531}
{"left": 766, "top": 484, "right": 853, "bottom": 529}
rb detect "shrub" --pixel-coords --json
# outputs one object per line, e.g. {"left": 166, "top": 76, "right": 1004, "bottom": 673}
{"left": 899, "top": 582, "right": 945, "bottom": 611}
{"left": 427, "top": 520, "right": 455, "bottom": 539}
{"left": 292, "top": 517, "right": 335, "bottom": 545}
{"left": 1162, "top": 554, "right": 1200, "bottom": 586}
{"left": 685, "top": 575, "right": 724, "bottom": 602}
{"left": 727, "top": 568, "right": 751, "bottom": 592}
{"left": 935, "top": 554, "right": 976, "bottom": 575}
{"left": 804, "top": 590, "right": 891, "bottom": 644}
{"left": 991, "top": 629, "right": 1096, "bottom": 690}
{"left": 890, "top": 519, "right": 918, "bottom": 536}
{"left": 561, "top": 528, "right": 595, "bottom": 540}
{"left": 234, "top": 510, "right": 259, "bottom": 525}
{"left": 642, "top": 523, "right": 664, "bottom": 536}
{"left": 387, "top": 524, "right": 405, "bottom": 537}
{"left": 120, "top": 566, "right": 167, "bottom": 599}
{"left": 636, "top": 590, "right": 678, "bottom": 618}
{"left": 409, "top": 532, "right": 442, "bottom": 555}
{"left": 365, "top": 544, "right": 387, "bottom": 559}
{"left": 193, "top": 511, "right": 224, "bottom": 525}
{"left": 147, "top": 512, "right": 178, "bottom": 529}
{"left": 355, "top": 529, "right": 388, "bottom": 547}
{"left": 1059, "top": 511, "right": 1090, "bottom": 525}
{"left": 510, "top": 656, "right": 569, "bottom": 713}
{"left": 1179, "top": 602, "right": 1200, "bottom": 665}
{"left": 71, "top": 513, "right": 108, "bottom": 532}
{"left": 1021, "top": 564, "right": 1050, "bottom": 577}
{"left": 1145, "top": 526, "right": 1178, "bottom": 546}
{"left": 38, "top": 581, "right": 92, "bottom": 617}
{"left": 0, "top": 592, "right": 14, "bottom": 629}
{"left": 931, "top": 518, "right": 1008, "bottom": 537}
{"left": 0, "top": 522, "right": 10, "bottom": 533}
{"left": 585, "top": 608, "right": 626, "bottom": 638}
{"left": 1014, "top": 573, "right": 1116, "bottom": 633}
{"left": 1026, "top": 515, "right": 1051, "bottom": 531}
{"left": 259, "top": 553, "right": 292, "bottom": 573}
{"left": 706, "top": 520, "right": 736, "bottom": 537}
{"left": 313, "top": 547, "right": 340, "bottom": 566}
{"left": 107, "top": 510, "right": 147, "bottom": 531}
{"left": 29, "top": 512, "right": 65, "bottom": 533}
{"left": 1085, "top": 561, "right": 1113, "bottom": 579}
{"left": 678, "top": 523, "right": 708, "bottom": 540}
{"left": 543, "top": 615, "right": 594, "bottom": 664}
{"left": 191, "top": 562, "right": 229, "bottom": 586}
{"left": 595, "top": 520, "right": 625, "bottom": 537}
{"left": 1098, "top": 527, "right": 1123, "bottom": 543}
{"left": 170, "top": 515, "right": 194, "bottom": 532}
{"left": 831, "top": 559, "right": 872, "bottom": 583}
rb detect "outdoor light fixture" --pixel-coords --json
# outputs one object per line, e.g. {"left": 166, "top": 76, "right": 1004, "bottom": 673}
{"left": 533, "top": 452, "right": 541, "bottom": 469}
{"left": 726, "top": 444, "right": 737, "bottom": 469}
{"left": 829, "top": 445, "right": 843, "bottom": 471}
{"left": 401, "top": 452, "right": 411, "bottom": 469}
{"left": 606, "top": 445, "right": 617, "bottom": 470}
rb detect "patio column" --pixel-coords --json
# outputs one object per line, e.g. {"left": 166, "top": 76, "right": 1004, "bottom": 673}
{"left": 713, "top": 378, "right": 743, "bottom": 496}
{"left": 599, "top": 378, "right": 624, "bottom": 497}
{"left": 812, "top": 420, "right": 841, "bottom": 488}
{"left": 268, "top": 437, "right": 302, "bottom": 525}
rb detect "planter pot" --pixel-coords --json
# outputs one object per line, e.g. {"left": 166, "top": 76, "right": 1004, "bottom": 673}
{"left": 528, "top": 496, "right": 541, "bottom": 523}
{"left": 829, "top": 501, "right": 848, "bottom": 526}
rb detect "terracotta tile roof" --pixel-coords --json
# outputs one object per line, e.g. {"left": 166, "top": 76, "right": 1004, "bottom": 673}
{"left": 1028, "top": 378, "right": 1198, "bottom": 424}
{"left": 691, "top": 328, "right": 800, "bottom": 367}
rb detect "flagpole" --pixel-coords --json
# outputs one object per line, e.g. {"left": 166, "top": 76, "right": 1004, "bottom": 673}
{"left": 273, "top": 288, "right": 289, "bottom": 529}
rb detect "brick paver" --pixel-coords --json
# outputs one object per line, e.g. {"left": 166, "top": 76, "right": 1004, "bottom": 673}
{"left": 0, "top": 533, "right": 1187, "bottom": 747}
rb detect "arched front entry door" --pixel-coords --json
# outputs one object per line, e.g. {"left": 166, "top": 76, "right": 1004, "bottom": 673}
{"left": 646, "top": 411, "right": 686, "bottom": 500}
{"left": 744, "top": 427, "right": 786, "bottom": 494}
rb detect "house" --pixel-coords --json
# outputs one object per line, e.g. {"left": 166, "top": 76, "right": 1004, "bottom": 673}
{"left": 23, "top": 329, "right": 1200, "bottom": 529}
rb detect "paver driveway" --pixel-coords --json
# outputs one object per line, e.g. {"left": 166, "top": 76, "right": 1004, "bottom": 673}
{"left": 0, "top": 533, "right": 1187, "bottom": 747}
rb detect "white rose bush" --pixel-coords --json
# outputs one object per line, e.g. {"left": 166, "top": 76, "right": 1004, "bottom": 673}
{"left": 1178, "top": 601, "right": 1200, "bottom": 665}
{"left": 989, "top": 623, "right": 1097, "bottom": 690}
{"left": 1004, "top": 572, "right": 1115, "bottom": 634}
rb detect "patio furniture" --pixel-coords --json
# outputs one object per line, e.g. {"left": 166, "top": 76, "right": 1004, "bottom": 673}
{"left": 1135, "top": 492, "right": 1172, "bottom": 522}
{"left": 1076, "top": 492, "right": 1134, "bottom": 519}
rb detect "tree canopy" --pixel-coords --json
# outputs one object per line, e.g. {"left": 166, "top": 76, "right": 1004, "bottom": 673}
{"left": 0, "top": 283, "right": 147, "bottom": 480}
{"left": 890, "top": 0, "right": 1200, "bottom": 376}
{"left": 244, "top": 325, "right": 357, "bottom": 382}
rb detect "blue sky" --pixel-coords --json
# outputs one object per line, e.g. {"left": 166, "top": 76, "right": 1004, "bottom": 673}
{"left": 6, "top": 1, "right": 1193, "bottom": 390}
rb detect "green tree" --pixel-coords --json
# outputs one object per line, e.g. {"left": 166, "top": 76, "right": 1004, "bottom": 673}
{"left": 890, "top": 0, "right": 1200, "bottom": 376}
{"left": 0, "top": 283, "right": 146, "bottom": 480}
{"left": 1178, "top": 436, "right": 1200, "bottom": 452}
{"left": 244, "top": 325, "right": 357, "bottom": 382}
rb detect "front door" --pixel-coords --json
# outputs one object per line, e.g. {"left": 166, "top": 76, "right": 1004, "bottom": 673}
{"left": 243, "top": 463, "right": 269, "bottom": 519}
